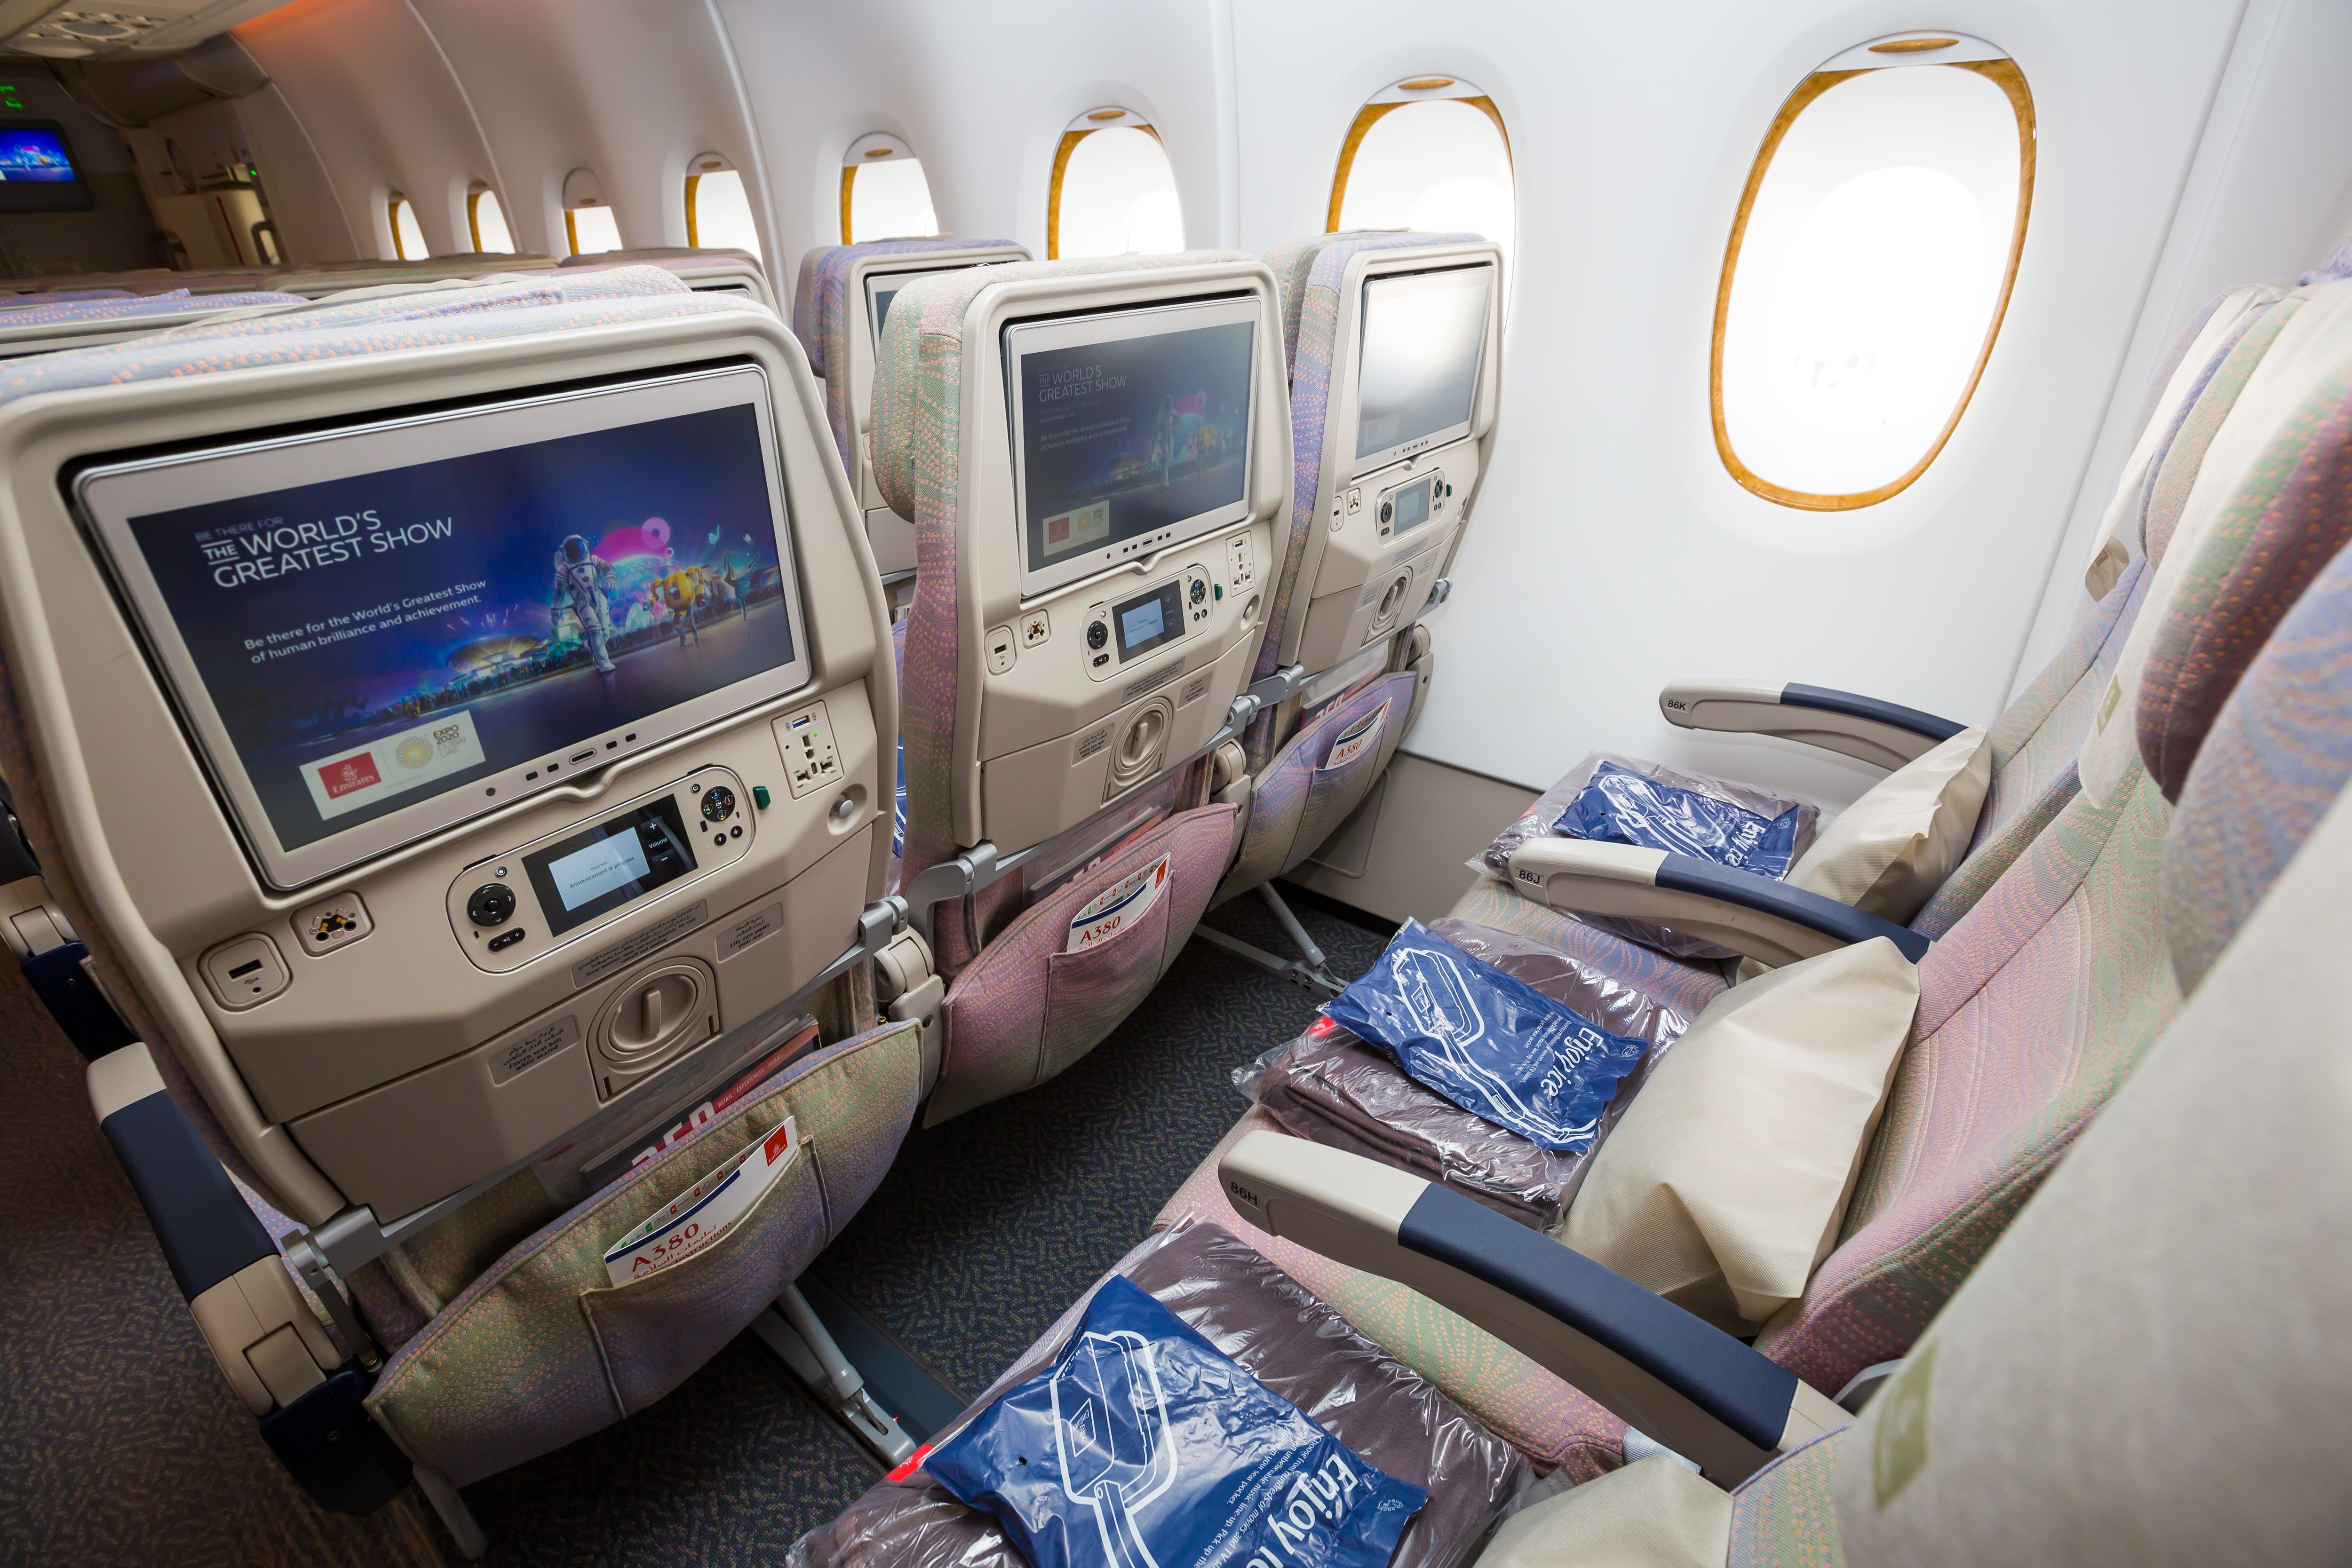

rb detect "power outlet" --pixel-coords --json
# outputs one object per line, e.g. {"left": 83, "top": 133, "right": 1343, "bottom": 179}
{"left": 774, "top": 701, "right": 843, "bottom": 799}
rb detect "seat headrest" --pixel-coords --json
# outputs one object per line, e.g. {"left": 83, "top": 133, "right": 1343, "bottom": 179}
{"left": 0, "top": 287, "right": 136, "bottom": 309}
{"left": 2162, "top": 533, "right": 2352, "bottom": 992}
{"left": 0, "top": 266, "right": 746, "bottom": 407}
{"left": 0, "top": 289, "right": 306, "bottom": 329}
{"left": 867, "top": 250, "right": 1255, "bottom": 525}
{"left": 2138, "top": 358, "right": 2352, "bottom": 800}
{"left": 793, "top": 237, "right": 1019, "bottom": 379}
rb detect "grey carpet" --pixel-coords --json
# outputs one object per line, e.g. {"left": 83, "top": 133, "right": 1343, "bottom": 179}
{"left": 0, "top": 888, "right": 1395, "bottom": 1566}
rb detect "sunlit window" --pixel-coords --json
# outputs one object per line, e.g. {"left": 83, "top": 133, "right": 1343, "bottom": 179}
{"left": 1712, "top": 37, "right": 2034, "bottom": 508}
{"left": 841, "top": 134, "right": 939, "bottom": 245}
{"left": 686, "top": 156, "right": 763, "bottom": 259}
{"left": 387, "top": 193, "right": 428, "bottom": 260}
{"left": 1049, "top": 109, "right": 1183, "bottom": 260}
{"left": 1331, "top": 80, "right": 1514, "bottom": 268}
{"left": 467, "top": 183, "right": 513, "bottom": 253}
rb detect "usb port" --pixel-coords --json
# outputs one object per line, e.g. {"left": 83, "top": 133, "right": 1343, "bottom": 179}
{"left": 789, "top": 715, "right": 813, "bottom": 729}
{"left": 227, "top": 959, "right": 263, "bottom": 979}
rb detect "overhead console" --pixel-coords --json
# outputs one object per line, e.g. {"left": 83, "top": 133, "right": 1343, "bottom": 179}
{"left": 1276, "top": 242, "right": 1504, "bottom": 677}
{"left": 0, "top": 311, "right": 891, "bottom": 1228}
{"left": 939, "top": 259, "right": 1289, "bottom": 857}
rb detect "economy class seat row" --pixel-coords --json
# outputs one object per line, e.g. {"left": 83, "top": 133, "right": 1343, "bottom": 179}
{"left": 4, "top": 263, "right": 924, "bottom": 1531}
{"left": 0, "top": 221, "right": 1503, "bottom": 1542}
{"left": 7, "top": 222, "right": 2346, "bottom": 1563}
{"left": 782, "top": 236, "right": 2352, "bottom": 1567}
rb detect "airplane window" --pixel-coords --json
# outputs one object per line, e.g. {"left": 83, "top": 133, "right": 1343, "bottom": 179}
{"left": 841, "top": 134, "right": 938, "bottom": 245}
{"left": 1049, "top": 109, "right": 1183, "bottom": 260}
{"left": 467, "top": 183, "right": 514, "bottom": 253}
{"left": 566, "top": 201, "right": 624, "bottom": 256}
{"left": 1331, "top": 81, "right": 1514, "bottom": 269}
{"left": 686, "top": 161, "right": 763, "bottom": 259}
{"left": 1713, "top": 37, "right": 2034, "bottom": 508}
{"left": 388, "top": 193, "right": 429, "bottom": 260}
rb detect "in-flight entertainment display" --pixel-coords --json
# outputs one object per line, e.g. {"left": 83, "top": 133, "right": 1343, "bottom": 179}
{"left": 78, "top": 367, "right": 808, "bottom": 887}
{"left": 1005, "top": 296, "right": 1257, "bottom": 595}
{"left": 866, "top": 265, "right": 965, "bottom": 349}
{"left": 0, "top": 123, "right": 91, "bottom": 213}
{"left": 1354, "top": 264, "right": 1494, "bottom": 474}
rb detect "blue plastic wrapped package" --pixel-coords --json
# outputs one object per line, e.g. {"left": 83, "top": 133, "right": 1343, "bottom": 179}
{"left": 923, "top": 1273, "right": 1429, "bottom": 1568}
{"left": 1475, "top": 752, "right": 1819, "bottom": 961}
{"left": 1553, "top": 760, "right": 1804, "bottom": 877}
{"left": 1320, "top": 921, "right": 1647, "bottom": 1152}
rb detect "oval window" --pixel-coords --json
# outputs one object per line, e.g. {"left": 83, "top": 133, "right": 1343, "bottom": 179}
{"left": 686, "top": 156, "right": 763, "bottom": 259}
{"left": 467, "top": 183, "right": 513, "bottom": 254}
{"left": 1330, "top": 79, "right": 1514, "bottom": 268}
{"left": 841, "top": 134, "right": 939, "bottom": 245}
{"left": 388, "top": 192, "right": 429, "bottom": 260}
{"left": 1713, "top": 36, "right": 2035, "bottom": 508}
{"left": 1049, "top": 108, "right": 1183, "bottom": 260}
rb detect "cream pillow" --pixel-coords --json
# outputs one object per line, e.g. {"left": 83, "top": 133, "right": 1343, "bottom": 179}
{"left": 1561, "top": 937, "right": 1920, "bottom": 1333}
{"left": 1474, "top": 1457, "right": 1731, "bottom": 1568}
{"left": 1787, "top": 725, "right": 1994, "bottom": 923}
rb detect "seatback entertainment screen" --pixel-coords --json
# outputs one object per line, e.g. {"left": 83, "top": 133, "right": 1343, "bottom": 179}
{"left": 1353, "top": 264, "right": 1494, "bottom": 474}
{"left": 866, "top": 265, "right": 971, "bottom": 350}
{"left": 78, "top": 366, "right": 810, "bottom": 889}
{"left": 0, "top": 122, "right": 92, "bottom": 214}
{"left": 1004, "top": 296, "right": 1257, "bottom": 596}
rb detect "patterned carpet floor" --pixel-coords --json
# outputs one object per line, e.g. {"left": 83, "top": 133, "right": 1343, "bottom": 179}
{"left": 0, "top": 886, "right": 1396, "bottom": 1567}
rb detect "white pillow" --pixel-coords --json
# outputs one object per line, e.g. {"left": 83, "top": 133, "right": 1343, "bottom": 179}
{"left": 1786, "top": 725, "right": 1994, "bottom": 923}
{"left": 1561, "top": 937, "right": 1921, "bottom": 1332}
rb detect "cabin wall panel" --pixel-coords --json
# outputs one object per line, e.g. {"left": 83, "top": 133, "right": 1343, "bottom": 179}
{"left": 711, "top": 0, "right": 1233, "bottom": 273}
{"left": 1227, "top": 0, "right": 2247, "bottom": 806}
{"left": 234, "top": 0, "right": 497, "bottom": 259}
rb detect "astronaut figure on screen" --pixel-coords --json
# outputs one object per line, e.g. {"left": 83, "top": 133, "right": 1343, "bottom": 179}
{"left": 551, "top": 533, "right": 621, "bottom": 674}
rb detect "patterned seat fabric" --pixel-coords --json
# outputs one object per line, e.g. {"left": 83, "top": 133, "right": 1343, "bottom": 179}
{"left": 1729, "top": 531, "right": 2352, "bottom": 1567}
{"left": 867, "top": 253, "right": 1256, "bottom": 1122}
{"left": 0, "top": 287, "right": 307, "bottom": 330}
{"left": 1156, "top": 358, "right": 2352, "bottom": 1481}
{"left": 791, "top": 237, "right": 1021, "bottom": 477}
{"left": 1220, "top": 232, "right": 1484, "bottom": 902}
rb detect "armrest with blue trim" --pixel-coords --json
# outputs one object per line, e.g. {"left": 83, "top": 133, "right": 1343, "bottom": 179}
{"left": 87, "top": 1043, "right": 343, "bottom": 1416}
{"left": 1218, "top": 1130, "right": 1851, "bottom": 1485}
{"left": 1503, "top": 839, "right": 1932, "bottom": 968}
{"left": 1659, "top": 679, "right": 1966, "bottom": 771}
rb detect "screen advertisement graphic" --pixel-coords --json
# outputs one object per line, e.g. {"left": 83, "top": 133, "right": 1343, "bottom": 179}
{"left": 1017, "top": 318, "right": 1253, "bottom": 574}
{"left": 122, "top": 404, "right": 795, "bottom": 855}
{"left": 1354, "top": 269, "right": 1492, "bottom": 468}
{"left": 0, "top": 127, "right": 76, "bottom": 182}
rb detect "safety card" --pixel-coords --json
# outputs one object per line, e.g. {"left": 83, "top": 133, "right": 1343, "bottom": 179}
{"left": 1321, "top": 921, "right": 1646, "bottom": 1151}
{"left": 602, "top": 1115, "right": 799, "bottom": 1286}
{"left": 1553, "top": 760, "right": 1803, "bottom": 877}
{"left": 1320, "top": 703, "right": 1388, "bottom": 772}
{"left": 1068, "top": 854, "right": 1172, "bottom": 953}
{"left": 922, "top": 1274, "right": 1427, "bottom": 1568}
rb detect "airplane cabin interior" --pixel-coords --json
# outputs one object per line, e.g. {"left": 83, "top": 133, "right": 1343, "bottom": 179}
{"left": 0, "top": 1, "right": 2348, "bottom": 1564}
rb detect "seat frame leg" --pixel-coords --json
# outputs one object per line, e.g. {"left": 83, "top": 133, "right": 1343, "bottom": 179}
{"left": 754, "top": 1283, "right": 918, "bottom": 1467}
{"left": 413, "top": 1465, "right": 486, "bottom": 1560}
{"left": 1190, "top": 884, "right": 1348, "bottom": 997}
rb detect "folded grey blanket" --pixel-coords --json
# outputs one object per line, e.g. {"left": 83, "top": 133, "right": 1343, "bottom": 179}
{"left": 790, "top": 1220, "right": 1529, "bottom": 1568}
{"left": 1248, "top": 919, "right": 1690, "bottom": 1231}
